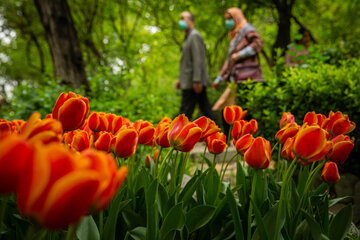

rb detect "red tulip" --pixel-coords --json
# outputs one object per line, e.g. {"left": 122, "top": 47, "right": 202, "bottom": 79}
{"left": 280, "top": 112, "right": 295, "bottom": 128}
{"left": 206, "top": 132, "right": 227, "bottom": 154}
{"left": 193, "top": 116, "right": 220, "bottom": 142}
{"left": 133, "top": 120, "right": 155, "bottom": 146}
{"left": 303, "top": 112, "right": 328, "bottom": 129}
{"left": 235, "top": 134, "right": 254, "bottom": 155}
{"left": 112, "top": 126, "right": 138, "bottom": 158}
{"left": 94, "top": 131, "right": 114, "bottom": 153}
{"left": 244, "top": 137, "right": 271, "bottom": 169}
{"left": 167, "top": 114, "right": 202, "bottom": 152}
{"left": 328, "top": 135, "right": 354, "bottom": 164}
{"left": 52, "top": 92, "right": 89, "bottom": 131}
{"left": 63, "top": 130, "right": 92, "bottom": 152}
{"left": 232, "top": 119, "right": 258, "bottom": 141}
{"left": 22, "top": 112, "right": 62, "bottom": 144}
{"left": 155, "top": 122, "right": 171, "bottom": 148}
{"left": 325, "top": 111, "right": 355, "bottom": 136}
{"left": 281, "top": 137, "right": 296, "bottom": 160}
{"left": 88, "top": 112, "right": 109, "bottom": 132}
{"left": 11, "top": 119, "right": 26, "bottom": 134}
{"left": 0, "top": 135, "right": 33, "bottom": 194}
{"left": 17, "top": 143, "right": 101, "bottom": 229}
{"left": 293, "top": 125, "right": 332, "bottom": 163}
{"left": 321, "top": 161, "right": 340, "bottom": 183}
{"left": 223, "top": 105, "right": 247, "bottom": 124}
{"left": 0, "top": 119, "right": 12, "bottom": 139}
{"left": 275, "top": 122, "right": 299, "bottom": 144}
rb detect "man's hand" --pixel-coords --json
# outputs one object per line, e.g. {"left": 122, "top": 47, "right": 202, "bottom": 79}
{"left": 212, "top": 82, "right": 220, "bottom": 90}
{"left": 193, "top": 82, "right": 203, "bottom": 94}
{"left": 174, "top": 80, "right": 180, "bottom": 89}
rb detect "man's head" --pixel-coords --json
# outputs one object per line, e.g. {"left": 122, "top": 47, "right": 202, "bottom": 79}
{"left": 179, "top": 11, "right": 194, "bottom": 30}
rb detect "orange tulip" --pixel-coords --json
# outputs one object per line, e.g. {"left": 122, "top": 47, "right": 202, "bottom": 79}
{"left": 328, "top": 135, "right": 354, "bottom": 164}
{"left": 17, "top": 143, "right": 101, "bottom": 229}
{"left": 321, "top": 161, "right": 340, "bottom": 183}
{"left": 158, "top": 116, "right": 172, "bottom": 125}
{"left": 80, "top": 150, "right": 127, "bottom": 211}
{"left": 0, "top": 135, "right": 33, "bottom": 194}
{"left": 279, "top": 112, "right": 295, "bottom": 128}
{"left": 193, "top": 116, "right": 220, "bottom": 142}
{"left": 21, "top": 112, "right": 62, "bottom": 144}
{"left": 281, "top": 137, "right": 296, "bottom": 160}
{"left": 223, "top": 105, "right": 247, "bottom": 124}
{"left": 232, "top": 119, "right": 258, "bottom": 141}
{"left": 133, "top": 120, "right": 155, "bottom": 146}
{"left": 235, "top": 133, "right": 254, "bottom": 155}
{"left": 275, "top": 122, "right": 299, "bottom": 144}
{"left": 94, "top": 131, "right": 114, "bottom": 153}
{"left": 167, "top": 114, "right": 202, "bottom": 152}
{"left": 111, "top": 115, "right": 124, "bottom": 134}
{"left": 155, "top": 118, "right": 172, "bottom": 148}
{"left": 206, "top": 132, "right": 227, "bottom": 154}
{"left": 63, "top": 130, "right": 92, "bottom": 152}
{"left": 292, "top": 125, "right": 332, "bottom": 163}
{"left": 244, "top": 137, "right": 271, "bottom": 169}
{"left": 303, "top": 112, "right": 328, "bottom": 129}
{"left": 88, "top": 112, "right": 109, "bottom": 132}
{"left": 153, "top": 149, "right": 161, "bottom": 163}
{"left": 11, "top": 119, "right": 26, "bottom": 134}
{"left": 52, "top": 91, "right": 89, "bottom": 131}
{"left": 112, "top": 126, "right": 138, "bottom": 158}
{"left": 325, "top": 111, "right": 355, "bottom": 136}
{"left": 0, "top": 119, "right": 12, "bottom": 139}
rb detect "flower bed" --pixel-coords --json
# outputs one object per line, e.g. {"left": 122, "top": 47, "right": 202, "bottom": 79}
{"left": 0, "top": 92, "right": 357, "bottom": 239}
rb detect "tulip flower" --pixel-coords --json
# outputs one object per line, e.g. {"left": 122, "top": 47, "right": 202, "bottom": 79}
{"left": 112, "top": 126, "right": 138, "bottom": 158}
{"left": 303, "top": 112, "right": 328, "bottom": 129}
{"left": 328, "top": 135, "right": 354, "bottom": 164}
{"left": 88, "top": 112, "right": 109, "bottom": 132}
{"left": 153, "top": 149, "right": 161, "bottom": 163}
{"left": 325, "top": 111, "right": 355, "bottom": 136}
{"left": 11, "top": 119, "right": 26, "bottom": 134}
{"left": 159, "top": 116, "right": 172, "bottom": 125}
{"left": 223, "top": 105, "right": 247, "bottom": 124}
{"left": 244, "top": 137, "right": 271, "bottom": 169}
{"left": 232, "top": 119, "right": 258, "bottom": 141}
{"left": 0, "top": 135, "right": 33, "bottom": 194}
{"left": 63, "top": 130, "right": 92, "bottom": 152}
{"left": 94, "top": 131, "right": 114, "bottom": 152}
{"left": 21, "top": 112, "right": 62, "bottom": 144}
{"left": 17, "top": 143, "right": 101, "bottom": 229}
{"left": 193, "top": 116, "right": 220, "bottom": 142}
{"left": 111, "top": 115, "right": 124, "bottom": 134}
{"left": 80, "top": 150, "right": 128, "bottom": 211}
{"left": 235, "top": 133, "right": 254, "bottom": 155}
{"left": 168, "top": 114, "right": 202, "bottom": 152}
{"left": 281, "top": 137, "right": 296, "bottom": 160}
{"left": 206, "top": 132, "right": 227, "bottom": 154}
{"left": 155, "top": 122, "right": 171, "bottom": 148}
{"left": 321, "top": 161, "right": 340, "bottom": 183}
{"left": 279, "top": 112, "right": 295, "bottom": 128}
{"left": 52, "top": 91, "right": 89, "bottom": 131}
{"left": 275, "top": 122, "right": 299, "bottom": 144}
{"left": 0, "top": 119, "right": 12, "bottom": 139}
{"left": 293, "top": 125, "right": 332, "bottom": 163}
{"left": 133, "top": 120, "right": 155, "bottom": 146}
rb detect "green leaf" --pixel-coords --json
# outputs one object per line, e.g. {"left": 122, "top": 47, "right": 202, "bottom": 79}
{"left": 159, "top": 202, "right": 185, "bottom": 240}
{"left": 205, "top": 169, "right": 220, "bottom": 205}
{"left": 178, "top": 169, "right": 208, "bottom": 204}
{"left": 226, "top": 188, "right": 244, "bottom": 240}
{"left": 76, "top": 216, "right": 99, "bottom": 240}
{"left": 301, "top": 210, "right": 322, "bottom": 240}
{"left": 157, "top": 183, "right": 168, "bottom": 218}
{"left": 329, "top": 204, "right": 353, "bottom": 240}
{"left": 145, "top": 180, "right": 159, "bottom": 240}
{"left": 250, "top": 197, "right": 268, "bottom": 240}
{"left": 127, "top": 227, "right": 147, "bottom": 240}
{"left": 293, "top": 220, "right": 310, "bottom": 240}
{"left": 328, "top": 196, "right": 352, "bottom": 207}
{"left": 185, "top": 205, "right": 215, "bottom": 233}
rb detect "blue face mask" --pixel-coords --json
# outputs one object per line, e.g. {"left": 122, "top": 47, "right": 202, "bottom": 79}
{"left": 225, "top": 19, "right": 235, "bottom": 30}
{"left": 178, "top": 20, "right": 188, "bottom": 30}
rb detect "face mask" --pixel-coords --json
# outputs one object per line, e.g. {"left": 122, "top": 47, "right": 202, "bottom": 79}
{"left": 225, "top": 19, "right": 235, "bottom": 30}
{"left": 178, "top": 20, "right": 188, "bottom": 30}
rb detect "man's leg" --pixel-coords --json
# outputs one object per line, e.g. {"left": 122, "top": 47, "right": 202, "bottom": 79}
{"left": 197, "top": 87, "right": 220, "bottom": 126}
{"left": 179, "top": 89, "right": 196, "bottom": 120}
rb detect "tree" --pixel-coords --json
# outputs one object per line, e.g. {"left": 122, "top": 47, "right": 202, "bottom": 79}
{"left": 34, "top": 0, "right": 89, "bottom": 90}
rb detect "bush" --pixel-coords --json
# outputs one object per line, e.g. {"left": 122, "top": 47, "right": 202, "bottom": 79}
{"left": 239, "top": 59, "right": 360, "bottom": 174}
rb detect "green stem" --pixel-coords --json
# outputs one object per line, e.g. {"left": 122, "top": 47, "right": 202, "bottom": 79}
{"left": 276, "top": 143, "right": 282, "bottom": 181}
{"left": 220, "top": 153, "right": 238, "bottom": 182}
{"left": 154, "top": 147, "right": 163, "bottom": 177}
{"left": 220, "top": 125, "right": 234, "bottom": 180}
{"left": 158, "top": 148, "right": 174, "bottom": 179}
{"left": 200, "top": 145, "right": 207, "bottom": 172}
{"left": 274, "top": 158, "right": 297, "bottom": 240}
{"left": 66, "top": 224, "right": 77, "bottom": 240}
{"left": 24, "top": 224, "right": 38, "bottom": 240}
{"left": 99, "top": 211, "right": 103, "bottom": 238}
{"left": 248, "top": 169, "right": 258, "bottom": 240}
{"left": 178, "top": 152, "right": 190, "bottom": 194}
{"left": 271, "top": 141, "right": 279, "bottom": 154}
{"left": 170, "top": 151, "right": 179, "bottom": 194}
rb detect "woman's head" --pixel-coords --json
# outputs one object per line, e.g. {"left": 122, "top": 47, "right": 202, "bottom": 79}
{"left": 224, "top": 7, "right": 248, "bottom": 39}
{"left": 296, "top": 28, "right": 312, "bottom": 46}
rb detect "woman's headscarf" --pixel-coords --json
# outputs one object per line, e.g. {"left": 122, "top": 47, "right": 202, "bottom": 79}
{"left": 225, "top": 7, "right": 248, "bottom": 39}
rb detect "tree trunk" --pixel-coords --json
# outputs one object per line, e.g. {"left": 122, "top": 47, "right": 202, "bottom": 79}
{"left": 34, "top": 0, "right": 89, "bottom": 91}
{"left": 272, "top": 2, "right": 293, "bottom": 60}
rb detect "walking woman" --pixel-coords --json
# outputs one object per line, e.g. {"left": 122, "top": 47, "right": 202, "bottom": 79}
{"left": 212, "top": 7, "right": 264, "bottom": 137}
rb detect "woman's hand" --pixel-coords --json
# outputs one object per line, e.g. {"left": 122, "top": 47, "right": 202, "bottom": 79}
{"left": 230, "top": 52, "right": 240, "bottom": 68}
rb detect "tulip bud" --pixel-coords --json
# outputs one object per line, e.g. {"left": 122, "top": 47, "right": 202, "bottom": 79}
{"left": 235, "top": 134, "right": 254, "bottom": 156}
{"left": 275, "top": 122, "right": 299, "bottom": 144}
{"left": 321, "top": 161, "right": 340, "bottom": 183}
{"left": 281, "top": 137, "right": 296, "bottom": 160}
{"left": 112, "top": 126, "right": 138, "bottom": 158}
{"left": 326, "top": 111, "right": 355, "bottom": 136}
{"left": 155, "top": 121, "right": 171, "bottom": 148}
{"left": 94, "top": 131, "right": 114, "bottom": 153}
{"left": 134, "top": 120, "right": 155, "bottom": 146}
{"left": 328, "top": 135, "right": 354, "bottom": 164}
{"left": 280, "top": 112, "right": 295, "bottom": 128}
{"left": 153, "top": 149, "right": 161, "bottom": 163}
{"left": 206, "top": 132, "right": 227, "bottom": 154}
{"left": 244, "top": 137, "right": 271, "bottom": 169}
{"left": 145, "top": 155, "right": 151, "bottom": 168}
{"left": 223, "top": 105, "right": 247, "bottom": 125}
{"left": 88, "top": 112, "right": 109, "bottom": 132}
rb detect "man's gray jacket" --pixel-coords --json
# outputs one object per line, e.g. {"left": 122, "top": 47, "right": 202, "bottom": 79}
{"left": 179, "top": 29, "right": 210, "bottom": 90}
